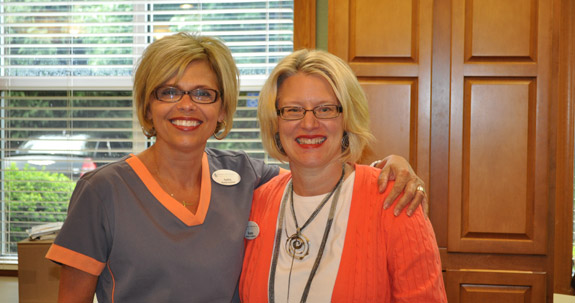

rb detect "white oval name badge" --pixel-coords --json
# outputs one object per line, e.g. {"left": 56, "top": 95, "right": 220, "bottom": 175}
{"left": 245, "top": 221, "right": 260, "bottom": 240}
{"left": 212, "top": 169, "right": 241, "bottom": 186}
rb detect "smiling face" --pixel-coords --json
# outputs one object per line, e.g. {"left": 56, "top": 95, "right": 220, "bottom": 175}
{"left": 147, "top": 60, "right": 224, "bottom": 151}
{"left": 276, "top": 72, "right": 344, "bottom": 170}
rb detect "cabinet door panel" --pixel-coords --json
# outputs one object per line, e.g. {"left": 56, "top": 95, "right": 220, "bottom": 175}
{"left": 354, "top": 0, "right": 415, "bottom": 59}
{"left": 449, "top": 0, "right": 551, "bottom": 255}
{"left": 465, "top": 0, "right": 537, "bottom": 60}
{"left": 360, "top": 79, "right": 417, "bottom": 163}
{"left": 445, "top": 271, "right": 546, "bottom": 303}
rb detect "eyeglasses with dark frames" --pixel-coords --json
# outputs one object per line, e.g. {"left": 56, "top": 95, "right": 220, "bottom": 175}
{"left": 154, "top": 86, "right": 220, "bottom": 104}
{"left": 277, "top": 104, "right": 343, "bottom": 120}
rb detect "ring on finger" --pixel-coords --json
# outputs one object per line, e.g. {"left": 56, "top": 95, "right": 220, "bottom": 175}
{"left": 416, "top": 185, "right": 426, "bottom": 194}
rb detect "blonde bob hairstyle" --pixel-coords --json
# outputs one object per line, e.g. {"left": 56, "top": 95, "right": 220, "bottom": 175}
{"left": 134, "top": 32, "right": 239, "bottom": 139}
{"left": 258, "top": 49, "right": 374, "bottom": 163}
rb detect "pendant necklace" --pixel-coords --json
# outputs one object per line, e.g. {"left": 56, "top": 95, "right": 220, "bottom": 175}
{"left": 168, "top": 193, "right": 194, "bottom": 208}
{"left": 153, "top": 161, "right": 195, "bottom": 208}
{"left": 285, "top": 168, "right": 344, "bottom": 260}
{"left": 268, "top": 163, "right": 346, "bottom": 303}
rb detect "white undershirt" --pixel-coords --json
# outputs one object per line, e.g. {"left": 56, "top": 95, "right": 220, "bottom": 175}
{"left": 271, "top": 171, "right": 355, "bottom": 303}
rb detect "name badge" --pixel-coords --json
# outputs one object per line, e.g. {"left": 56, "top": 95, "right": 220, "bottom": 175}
{"left": 212, "top": 169, "right": 241, "bottom": 186}
{"left": 245, "top": 221, "right": 260, "bottom": 240}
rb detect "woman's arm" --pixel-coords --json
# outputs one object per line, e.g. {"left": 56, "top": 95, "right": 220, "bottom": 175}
{"left": 58, "top": 265, "right": 98, "bottom": 303}
{"left": 386, "top": 204, "right": 447, "bottom": 302}
{"left": 266, "top": 153, "right": 427, "bottom": 216}
{"left": 373, "top": 155, "right": 428, "bottom": 216}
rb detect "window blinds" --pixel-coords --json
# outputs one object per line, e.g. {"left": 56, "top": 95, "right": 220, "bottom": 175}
{"left": 0, "top": 0, "right": 293, "bottom": 88}
{"left": 0, "top": 0, "right": 293, "bottom": 260}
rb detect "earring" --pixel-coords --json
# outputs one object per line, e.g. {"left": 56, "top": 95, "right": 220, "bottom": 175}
{"left": 213, "top": 120, "right": 227, "bottom": 140}
{"left": 341, "top": 132, "right": 349, "bottom": 151}
{"left": 274, "top": 133, "right": 286, "bottom": 155}
{"left": 144, "top": 126, "right": 156, "bottom": 138}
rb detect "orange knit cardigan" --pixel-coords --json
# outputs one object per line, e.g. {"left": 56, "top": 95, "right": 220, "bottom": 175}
{"left": 239, "top": 164, "right": 447, "bottom": 303}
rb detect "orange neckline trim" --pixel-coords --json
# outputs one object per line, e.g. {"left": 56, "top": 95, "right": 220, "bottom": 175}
{"left": 126, "top": 154, "right": 211, "bottom": 226}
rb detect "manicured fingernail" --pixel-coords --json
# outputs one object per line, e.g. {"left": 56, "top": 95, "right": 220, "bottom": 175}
{"left": 394, "top": 210, "right": 399, "bottom": 216}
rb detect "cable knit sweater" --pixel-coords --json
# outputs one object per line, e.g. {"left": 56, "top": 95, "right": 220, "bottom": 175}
{"left": 240, "top": 164, "right": 447, "bottom": 302}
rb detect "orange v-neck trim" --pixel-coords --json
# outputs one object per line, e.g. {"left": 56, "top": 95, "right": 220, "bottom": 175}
{"left": 126, "top": 153, "right": 211, "bottom": 226}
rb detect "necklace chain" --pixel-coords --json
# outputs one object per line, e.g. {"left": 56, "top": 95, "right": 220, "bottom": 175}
{"left": 289, "top": 176, "right": 341, "bottom": 235}
{"left": 269, "top": 163, "right": 346, "bottom": 303}
{"left": 153, "top": 159, "right": 194, "bottom": 208}
{"left": 168, "top": 193, "right": 194, "bottom": 207}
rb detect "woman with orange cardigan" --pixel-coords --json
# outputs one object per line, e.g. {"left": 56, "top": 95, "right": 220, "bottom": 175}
{"left": 240, "top": 49, "right": 447, "bottom": 302}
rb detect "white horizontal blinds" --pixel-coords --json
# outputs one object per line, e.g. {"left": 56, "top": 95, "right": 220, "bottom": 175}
{"left": 0, "top": 0, "right": 294, "bottom": 85}
{"left": 149, "top": 1, "right": 294, "bottom": 79}
{"left": 206, "top": 90, "right": 283, "bottom": 164}
{"left": 0, "top": 0, "right": 294, "bottom": 259}
{"left": 1, "top": 1, "right": 137, "bottom": 81}
{"left": 207, "top": 91, "right": 262, "bottom": 155}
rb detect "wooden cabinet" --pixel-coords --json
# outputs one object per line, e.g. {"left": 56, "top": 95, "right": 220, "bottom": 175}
{"left": 323, "top": 0, "right": 575, "bottom": 301}
{"left": 448, "top": 0, "right": 550, "bottom": 256}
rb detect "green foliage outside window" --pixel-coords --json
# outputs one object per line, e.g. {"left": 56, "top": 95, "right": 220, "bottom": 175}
{"left": 4, "top": 165, "right": 74, "bottom": 252}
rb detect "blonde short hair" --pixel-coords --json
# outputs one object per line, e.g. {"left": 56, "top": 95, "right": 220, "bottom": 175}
{"left": 258, "top": 49, "right": 374, "bottom": 163}
{"left": 133, "top": 32, "right": 239, "bottom": 139}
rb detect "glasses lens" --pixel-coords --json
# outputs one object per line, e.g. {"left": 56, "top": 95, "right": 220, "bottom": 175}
{"left": 280, "top": 107, "right": 304, "bottom": 120}
{"left": 314, "top": 105, "right": 339, "bottom": 119}
{"left": 191, "top": 89, "right": 217, "bottom": 103}
{"left": 156, "top": 87, "right": 182, "bottom": 102}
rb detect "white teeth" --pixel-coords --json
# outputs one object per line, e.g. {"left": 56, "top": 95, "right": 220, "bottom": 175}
{"left": 171, "top": 119, "right": 200, "bottom": 127}
{"left": 296, "top": 137, "right": 325, "bottom": 144}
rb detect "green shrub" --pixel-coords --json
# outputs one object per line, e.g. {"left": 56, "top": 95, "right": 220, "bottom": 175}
{"left": 4, "top": 164, "right": 75, "bottom": 254}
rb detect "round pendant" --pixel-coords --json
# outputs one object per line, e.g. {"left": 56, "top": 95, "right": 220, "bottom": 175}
{"left": 285, "top": 232, "right": 310, "bottom": 260}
